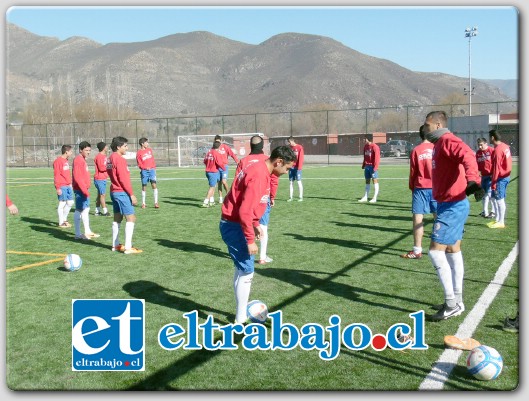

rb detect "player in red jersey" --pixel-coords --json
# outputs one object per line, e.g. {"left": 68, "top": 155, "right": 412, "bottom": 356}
{"left": 287, "top": 137, "right": 304, "bottom": 202}
{"left": 220, "top": 145, "right": 296, "bottom": 324}
{"left": 214, "top": 135, "right": 239, "bottom": 204}
{"left": 93, "top": 141, "right": 110, "bottom": 216}
{"left": 423, "top": 111, "right": 481, "bottom": 321}
{"left": 487, "top": 129, "right": 512, "bottom": 229}
{"left": 401, "top": 125, "right": 437, "bottom": 259}
{"left": 475, "top": 137, "right": 496, "bottom": 218}
{"left": 72, "top": 141, "right": 100, "bottom": 240}
{"left": 359, "top": 134, "right": 381, "bottom": 203}
{"left": 6, "top": 195, "right": 18, "bottom": 215}
{"left": 202, "top": 141, "right": 224, "bottom": 208}
{"left": 136, "top": 137, "right": 159, "bottom": 209}
{"left": 53, "top": 145, "right": 74, "bottom": 228}
{"left": 108, "top": 136, "right": 142, "bottom": 254}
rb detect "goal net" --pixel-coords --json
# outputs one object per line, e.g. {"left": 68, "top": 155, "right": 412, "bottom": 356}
{"left": 176, "top": 133, "right": 269, "bottom": 167}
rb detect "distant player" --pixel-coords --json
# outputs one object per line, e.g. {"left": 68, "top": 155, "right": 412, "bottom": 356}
{"left": 475, "top": 137, "right": 496, "bottom": 218}
{"left": 214, "top": 135, "right": 239, "bottom": 204}
{"left": 401, "top": 125, "right": 437, "bottom": 259}
{"left": 136, "top": 137, "right": 159, "bottom": 209}
{"left": 72, "top": 141, "right": 100, "bottom": 240}
{"left": 6, "top": 195, "right": 18, "bottom": 215}
{"left": 202, "top": 141, "right": 224, "bottom": 208}
{"left": 220, "top": 146, "right": 296, "bottom": 324}
{"left": 53, "top": 145, "right": 74, "bottom": 228}
{"left": 108, "top": 136, "right": 142, "bottom": 254}
{"left": 359, "top": 134, "right": 380, "bottom": 203}
{"left": 94, "top": 141, "right": 110, "bottom": 216}
{"left": 487, "top": 129, "right": 512, "bottom": 229}
{"left": 287, "top": 137, "right": 304, "bottom": 202}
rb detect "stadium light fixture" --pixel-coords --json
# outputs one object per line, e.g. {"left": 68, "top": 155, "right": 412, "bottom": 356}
{"left": 464, "top": 26, "right": 478, "bottom": 116}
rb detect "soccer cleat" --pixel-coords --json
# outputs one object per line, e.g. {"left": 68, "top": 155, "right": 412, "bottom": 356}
{"left": 429, "top": 303, "right": 464, "bottom": 321}
{"left": 358, "top": 197, "right": 368, "bottom": 203}
{"left": 369, "top": 198, "right": 377, "bottom": 203}
{"left": 298, "top": 198, "right": 303, "bottom": 202}
{"left": 489, "top": 212, "right": 496, "bottom": 219}
{"left": 258, "top": 256, "right": 274, "bottom": 265}
{"left": 201, "top": 203, "right": 209, "bottom": 208}
{"left": 74, "top": 234, "right": 90, "bottom": 240}
{"left": 478, "top": 211, "right": 489, "bottom": 218}
{"left": 486, "top": 220, "right": 498, "bottom": 227}
{"left": 94, "top": 211, "right": 101, "bottom": 216}
{"left": 100, "top": 212, "right": 111, "bottom": 217}
{"left": 141, "top": 204, "right": 146, "bottom": 209}
{"left": 400, "top": 251, "right": 422, "bottom": 259}
{"left": 287, "top": 198, "right": 293, "bottom": 202}
{"left": 112, "top": 244, "right": 125, "bottom": 252}
{"left": 124, "top": 247, "right": 143, "bottom": 255}
{"left": 85, "top": 232, "right": 100, "bottom": 238}
{"left": 489, "top": 222, "right": 506, "bottom": 229}
{"left": 443, "top": 335, "right": 481, "bottom": 350}
{"left": 154, "top": 203, "right": 160, "bottom": 208}
{"left": 209, "top": 202, "right": 217, "bottom": 207}
{"left": 59, "top": 222, "right": 71, "bottom": 228}
{"left": 502, "top": 315, "right": 519, "bottom": 333}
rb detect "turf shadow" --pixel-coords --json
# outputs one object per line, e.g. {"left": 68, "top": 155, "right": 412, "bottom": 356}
{"left": 155, "top": 239, "right": 227, "bottom": 258}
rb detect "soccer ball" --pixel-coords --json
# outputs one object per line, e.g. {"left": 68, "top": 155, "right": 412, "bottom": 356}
{"left": 64, "top": 254, "right": 82, "bottom": 272}
{"left": 467, "top": 345, "right": 503, "bottom": 380}
{"left": 246, "top": 300, "right": 268, "bottom": 323}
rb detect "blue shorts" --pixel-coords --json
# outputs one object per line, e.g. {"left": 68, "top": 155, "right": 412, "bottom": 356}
{"left": 74, "top": 190, "right": 90, "bottom": 211}
{"left": 140, "top": 169, "right": 157, "bottom": 185}
{"left": 431, "top": 199, "right": 469, "bottom": 246}
{"left": 219, "top": 219, "right": 254, "bottom": 274}
{"left": 111, "top": 191, "right": 135, "bottom": 216}
{"left": 58, "top": 186, "right": 73, "bottom": 202}
{"left": 289, "top": 168, "right": 302, "bottom": 181}
{"left": 206, "top": 171, "right": 220, "bottom": 187}
{"left": 364, "top": 165, "right": 379, "bottom": 180}
{"left": 480, "top": 176, "right": 492, "bottom": 194}
{"left": 218, "top": 166, "right": 229, "bottom": 180}
{"left": 259, "top": 202, "right": 272, "bottom": 225}
{"left": 412, "top": 188, "right": 437, "bottom": 215}
{"left": 94, "top": 179, "right": 107, "bottom": 195}
{"left": 492, "top": 176, "right": 510, "bottom": 200}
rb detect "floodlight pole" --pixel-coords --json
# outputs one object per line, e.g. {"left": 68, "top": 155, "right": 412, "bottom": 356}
{"left": 464, "top": 26, "right": 478, "bottom": 116}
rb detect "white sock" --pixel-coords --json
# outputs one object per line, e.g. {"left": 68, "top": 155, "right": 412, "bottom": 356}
{"left": 482, "top": 196, "right": 489, "bottom": 215}
{"left": 413, "top": 246, "right": 422, "bottom": 255}
{"left": 219, "top": 196, "right": 223, "bottom": 203}
{"left": 297, "top": 181, "right": 303, "bottom": 199}
{"left": 490, "top": 197, "right": 498, "bottom": 216}
{"left": 234, "top": 269, "right": 254, "bottom": 323}
{"left": 496, "top": 198, "right": 506, "bottom": 224}
{"left": 63, "top": 202, "right": 72, "bottom": 223}
{"left": 81, "top": 208, "right": 92, "bottom": 234}
{"left": 209, "top": 197, "right": 215, "bottom": 203}
{"left": 364, "top": 184, "right": 370, "bottom": 198}
{"left": 429, "top": 250, "right": 456, "bottom": 307}
{"left": 259, "top": 224, "right": 268, "bottom": 261}
{"left": 74, "top": 210, "right": 82, "bottom": 236}
{"left": 153, "top": 188, "right": 158, "bottom": 204}
{"left": 103, "top": 207, "right": 108, "bottom": 214}
{"left": 58, "top": 201, "right": 66, "bottom": 225}
{"left": 289, "top": 181, "right": 294, "bottom": 199}
{"left": 446, "top": 252, "right": 464, "bottom": 304}
{"left": 95, "top": 207, "right": 100, "bottom": 214}
{"left": 203, "top": 198, "right": 209, "bottom": 205}
{"left": 112, "top": 222, "right": 121, "bottom": 247}
{"left": 142, "top": 191, "right": 146, "bottom": 204}
{"left": 373, "top": 183, "right": 379, "bottom": 199}
{"left": 125, "top": 221, "right": 135, "bottom": 249}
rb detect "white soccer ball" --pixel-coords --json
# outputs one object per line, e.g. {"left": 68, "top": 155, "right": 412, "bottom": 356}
{"left": 64, "top": 254, "right": 82, "bottom": 272}
{"left": 246, "top": 300, "right": 268, "bottom": 323}
{"left": 467, "top": 345, "right": 503, "bottom": 380}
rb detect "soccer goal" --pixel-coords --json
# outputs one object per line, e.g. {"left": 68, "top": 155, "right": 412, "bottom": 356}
{"left": 176, "top": 133, "right": 269, "bottom": 167}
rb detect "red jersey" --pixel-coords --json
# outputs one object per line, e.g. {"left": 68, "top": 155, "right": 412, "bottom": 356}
{"left": 409, "top": 142, "right": 434, "bottom": 190}
{"left": 475, "top": 146, "right": 493, "bottom": 176}
{"left": 203, "top": 148, "right": 224, "bottom": 172}
{"left": 72, "top": 155, "right": 91, "bottom": 197}
{"left": 432, "top": 132, "right": 481, "bottom": 203}
{"left": 290, "top": 144, "right": 304, "bottom": 169}
{"left": 217, "top": 143, "right": 239, "bottom": 166}
{"left": 108, "top": 152, "right": 134, "bottom": 195}
{"left": 236, "top": 153, "right": 279, "bottom": 201}
{"left": 362, "top": 143, "right": 380, "bottom": 170}
{"left": 491, "top": 142, "right": 512, "bottom": 189}
{"left": 53, "top": 156, "right": 72, "bottom": 189}
{"left": 222, "top": 160, "right": 271, "bottom": 245}
{"left": 136, "top": 148, "right": 156, "bottom": 170}
{"left": 94, "top": 153, "right": 109, "bottom": 180}
{"left": 6, "top": 195, "right": 13, "bottom": 207}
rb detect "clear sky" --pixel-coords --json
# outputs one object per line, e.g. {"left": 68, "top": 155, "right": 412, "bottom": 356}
{"left": 6, "top": 5, "right": 519, "bottom": 80}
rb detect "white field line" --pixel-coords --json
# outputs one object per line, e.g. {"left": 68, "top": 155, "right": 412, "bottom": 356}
{"left": 419, "top": 241, "right": 519, "bottom": 390}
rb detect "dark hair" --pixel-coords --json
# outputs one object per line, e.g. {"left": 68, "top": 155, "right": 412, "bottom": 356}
{"left": 214, "top": 135, "right": 222, "bottom": 142}
{"left": 425, "top": 110, "right": 448, "bottom": 126}
{"left": 139, "top": 137, "right": 148, "bottom": 146}
{"left": 61, "top": 145, "right": 72, "bottom": 154}
{"left": 97, "top": 141, "right": 107, "bottom": 152}
{"left": 111, "top": 136, "right": 128, "bottom": 152}
{"left": 212, "top": 141, "right": 221, "bottom": 149}
{"left": 489, "top": 129, "right": 501, "bottom": 141}
{"left": 419, "top": 125, "right": 425, "bottom": 140}
{"left": 79, "top": 141, "right": 91, "bottom": 151}
{"left": 365, "top": 134, "right": 373, "bottom": 142}
{"left": 477, "top": 137, "right": 487, "bottom": 145}
{"left": 287, "top": 136, "right": 295, "bottom": 144}
{"left": 270, "top": 145, "right": 297, "bottom": 164}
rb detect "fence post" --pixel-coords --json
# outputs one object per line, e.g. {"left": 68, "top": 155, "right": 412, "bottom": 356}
{"left": 166, "top": 118, "right": 170, "bottom": 166}
{"left": 326, "top": 110, "right": 330, "bottom": 165}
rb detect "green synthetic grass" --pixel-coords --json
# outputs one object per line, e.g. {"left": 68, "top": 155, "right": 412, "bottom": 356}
{"left": 5, "top": 164, "right": 519, "bottom": 391}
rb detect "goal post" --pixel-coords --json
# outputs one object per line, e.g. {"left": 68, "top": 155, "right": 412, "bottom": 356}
{"left": 176, "top": 133, "right": 269, "bottom": 167}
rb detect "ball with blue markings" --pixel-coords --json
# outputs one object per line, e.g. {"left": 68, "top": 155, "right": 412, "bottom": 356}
{"left": 467, "top": 345, "right": 503, "bottom": 380}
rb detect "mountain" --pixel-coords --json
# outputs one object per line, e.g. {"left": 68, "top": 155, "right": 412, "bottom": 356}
{"left": 480, "top": 79, "right": 518, "bottom": 100}
{"left": 6, "top": 23, "right": 515, "bottom": 120}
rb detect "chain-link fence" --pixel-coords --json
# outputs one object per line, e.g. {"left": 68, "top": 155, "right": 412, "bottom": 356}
{"left": 6, "top": 101, "right": 518, "bottom": 167}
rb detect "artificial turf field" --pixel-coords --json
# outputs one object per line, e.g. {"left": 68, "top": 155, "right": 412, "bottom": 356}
{"left": 5, "top": 163, "right": 519, "bottom": 390}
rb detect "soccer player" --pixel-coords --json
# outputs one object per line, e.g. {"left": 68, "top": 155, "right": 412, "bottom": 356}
{"left": 94, "top": 141, "right": 110, "bottom": 216}
{"left": 6, "top": 195, "right": 18, "bottom": 215}
{"left": 214, "top": 135, "right": 239, "bottom": 204}
{"left": 108, "top": 136, "right": 142, "bottom": 254}
{"left": 359, "top": 134, "right": 381, "bottom": 203}
{"left": 423, "top": 111, "right": 481, "bottom": 321}
{"left": 487, "top": 129, "right": 512, "bottom": 229}
{"left": 202, "top": 141, "right": 223, "bottom": 208}
{"left": 475, "top": 137, "right": 496, "bottom": 218}
{"left": 220, "top": 145, "right": 296, "bottom": 324}
{"left": 136, "top": 137, "right": 159, "bottom": 209}
{"left": 287, "top": 136, "right": 304, "bottom": 202}
{"left": 72, "top": 141, "right": 100, "bottom": 240}
{"left": 53, "top": 145, "right": 74, "bottom": 228}
{"left": 401, "top": 125, "right": 436, "bottom": 259}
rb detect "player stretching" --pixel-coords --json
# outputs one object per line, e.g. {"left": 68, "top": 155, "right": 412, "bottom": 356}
{"left": 401, "top": 125, "right": 437, "bottom": 259}
{"left": 359, "top": 134, "right": 380, "bottom": 203}
{"left": 72, "top": 141, "right": 100, "bottom": 240}
{"left": 487, "top": 129, "right": 512, "bottom": 229}
{"left": 53, "top": 145, "right": 74, "bottom": 228}
{"left": 214, "top": 135, "right": 239, "bottom": 204}
{"left": 94, "top": 141, "right": 110, "bottom": 216}
{"left": 136, "top": 137, "right": 159, "bottom": 209}
{"left": 475, "top": 138, "right": 496, "bottom": 218}
{"left": 108, "top": 136, "right": 142, "bottom": 254}
{"left": 423, "top": 111, "right": 481, "bottom": 321}
{"left": 202, "top": 141, "right": 223, "bottom": 208}
{"left": 287, "top": 137, "right": 304, "bottom": 202}
{"left": 220, "top": 146, "right": 296, "bottom": 324}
